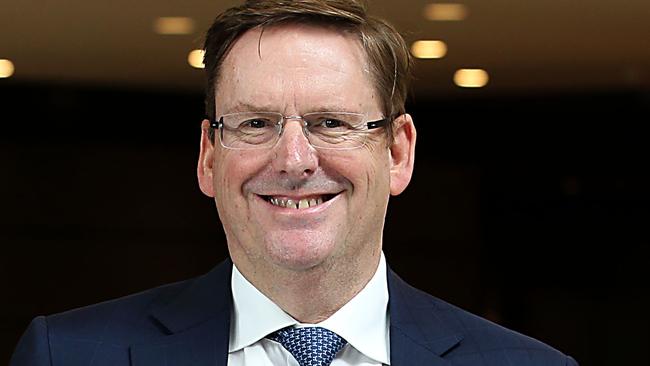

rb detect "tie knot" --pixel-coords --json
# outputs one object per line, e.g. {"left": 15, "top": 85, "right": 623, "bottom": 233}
{"left": 268, "top": 326, "right": 347, "bottom": 366}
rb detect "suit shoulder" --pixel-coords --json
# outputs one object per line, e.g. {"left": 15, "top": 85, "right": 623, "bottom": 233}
{"left": 14, "top": 261, "right": 233, "bottom": 366}
{"left": 390, "top": 273, "right": 577, "bottom": 365}
{"left": 45, "top": 276, "right": 196, "bottom": 344}
{"left": 434, "top": 298, "right": 573, "bottom": 364}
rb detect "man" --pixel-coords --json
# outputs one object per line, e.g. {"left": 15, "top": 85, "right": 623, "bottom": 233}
{"left": 11, "top": 1, "right": 578, "bottom": 365}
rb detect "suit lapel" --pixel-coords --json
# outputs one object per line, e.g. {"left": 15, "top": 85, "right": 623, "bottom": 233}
{"left": 388, "top": 268, "right": 463, "bottom": 366}
{"left": 130, "top": 260, "right": 464, "bottom": 366}
{"left": 130, "top": 318, "right": 228, "bottom": 366}
{"left": 131, "top": 260, "right": 233, "bottom": 366}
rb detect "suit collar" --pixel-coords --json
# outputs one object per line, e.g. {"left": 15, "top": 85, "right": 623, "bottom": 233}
{"left": 149, "top": 259, "right": 233, "bottom": 334}
{"left": 130, "top": 259, "right": 464, "bottom": 366}
{"left": 387, "top": 268, "right": 463, "bottom": 365}
{"left": 131, "top": 259, "right": 233, "bottom": 366}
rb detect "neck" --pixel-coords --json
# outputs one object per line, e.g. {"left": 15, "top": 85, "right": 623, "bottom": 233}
{"left": 235, "top": 249, "right": 381, "bottom": 323}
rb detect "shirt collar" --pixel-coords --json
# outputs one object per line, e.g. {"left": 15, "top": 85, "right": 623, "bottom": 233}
{"left": 229, "top": 253, "right": 390, "bottom": 364}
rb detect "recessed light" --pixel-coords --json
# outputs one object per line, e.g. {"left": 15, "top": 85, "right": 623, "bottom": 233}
{"left": 188, "top": 49, "right": 205, "bottom": 69}
{"left": 0, "top": 59, "right": 15, "bottom": 78}
{"left": 424, "top": 3, "right": 468, "bottom": 21}
{"left": 454, "top": 69, "right": 489, "bottom": 88}
{"left": 411, "top": 40, "right": 447, "bottom": 59}
{"left": 154, "top": 17, "right": 195, "bottom": 35}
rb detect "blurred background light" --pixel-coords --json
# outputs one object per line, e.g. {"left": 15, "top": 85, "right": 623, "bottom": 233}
{"left": 153, "top": 17, "right": 195, "bottom": 35}
{"left": 411, "top": 40, "right": 448, "bottom": 59}
{"left": 424, "top": 3, "right": 468, "bottom": 21}
{"left": 454, "top": 68, "right": 489, "bottom": 87}
{"left": 0, "top": 59, "right": 15, "bottom": 78}
{"left": 188, "top": 49, "right": 205, "bottom": 69}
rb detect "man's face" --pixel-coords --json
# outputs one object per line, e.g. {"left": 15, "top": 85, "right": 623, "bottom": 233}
{"left": 198, "top": 24, "right": 415, "bottom": 275}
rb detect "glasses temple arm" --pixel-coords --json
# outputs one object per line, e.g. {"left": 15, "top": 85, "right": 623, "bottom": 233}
{"left": 366, "top": 118, "right": 388, "bottom": 130}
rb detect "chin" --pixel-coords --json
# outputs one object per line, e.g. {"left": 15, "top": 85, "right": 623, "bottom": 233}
{"left": 264, "top": 229, "right": 339, "bottom": 271}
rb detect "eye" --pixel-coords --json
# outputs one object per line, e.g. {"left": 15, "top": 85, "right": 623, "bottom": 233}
{"left": 322, "top": 119, "right": 345, "bottom": 128}
{"left": 243, "top": 119, "right": 270, "bottom": 129}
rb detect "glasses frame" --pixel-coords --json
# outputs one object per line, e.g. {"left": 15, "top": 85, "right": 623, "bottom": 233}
{"left": 209, "top": 111, "right": 389, "bottom": 150}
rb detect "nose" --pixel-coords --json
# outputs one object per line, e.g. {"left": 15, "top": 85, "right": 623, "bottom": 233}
{"left": 271, "top": 118, "right": 318, "bottom": 179}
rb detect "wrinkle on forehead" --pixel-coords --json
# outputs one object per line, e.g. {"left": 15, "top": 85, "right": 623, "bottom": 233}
{"left": 255, "top": 24, "right": 370, "bottom": 74}
{"left": 216, "top": 23, "right": 380, "bottom": 116}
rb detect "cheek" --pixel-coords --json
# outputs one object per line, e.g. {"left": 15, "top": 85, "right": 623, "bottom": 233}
{"left": 364, "top": 153, "right": 391, "bottom": 202}
{"left": 323, "top": 148, "right": 389, "bottom": 196}
{"left": 214, "top": 151, "right": 268, "bottom": 199}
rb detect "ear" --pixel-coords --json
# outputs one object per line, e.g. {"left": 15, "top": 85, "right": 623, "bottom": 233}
{"left": 389, "top": 113, "right": 416, "bottom": 196}
{"left": 197, "top": 119, "right": 216, "bottom": 197}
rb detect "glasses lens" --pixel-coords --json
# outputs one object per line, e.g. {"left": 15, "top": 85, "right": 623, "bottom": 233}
{"left": 218, "top": 111, "right": 379, "bottom": 150}
{"left": 220, "top": 112, "right": 282, "bottom": 149}
{"left": 304, "top": 112, "right": 367, "bottom": 149}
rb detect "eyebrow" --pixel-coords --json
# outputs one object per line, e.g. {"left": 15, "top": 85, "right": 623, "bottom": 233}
{"left": 225, "top": 102, "right": 272, "bottom": 113}
{"left": 223, "top": 101, "right": 362, "bottom": 114}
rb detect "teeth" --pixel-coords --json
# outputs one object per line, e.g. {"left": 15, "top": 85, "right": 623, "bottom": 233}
{"left": 268, "top": 196, "right": 328, "bottom": 209}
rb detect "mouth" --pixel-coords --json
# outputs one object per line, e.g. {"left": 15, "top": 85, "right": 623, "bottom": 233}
{"left": 259, "top": 193, "right": 339, "bottom": 210}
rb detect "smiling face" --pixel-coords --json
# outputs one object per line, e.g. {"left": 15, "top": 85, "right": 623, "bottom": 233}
{"left": 198, "top": 23, "right": 415, "bottom": 279}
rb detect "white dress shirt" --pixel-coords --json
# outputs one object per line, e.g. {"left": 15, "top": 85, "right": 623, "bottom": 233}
{"left": 228, "top": 253, "right": 390, "bottom": 366}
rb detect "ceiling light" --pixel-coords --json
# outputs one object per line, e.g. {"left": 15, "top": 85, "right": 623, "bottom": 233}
{"left": 154, "top": 17, "right": 195, "bottom": 35}
{"left": 454, "top": 69, "right": 489, "bottom": 88}
{"left": 411, "top": 40, "right": 447, "bottom": 59}
{"left": 0, "top": 59, "right": 15, "bottom": 78}
{"left": 424, "top": 3, "right": 468, "bottom": 21}
{"left": 188, "top": 49, "right": 205, "bottom": 69}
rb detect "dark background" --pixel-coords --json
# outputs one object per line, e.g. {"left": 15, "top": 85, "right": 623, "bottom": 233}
{"left": 1, "top": 80, "right": 649, "bottom": 365}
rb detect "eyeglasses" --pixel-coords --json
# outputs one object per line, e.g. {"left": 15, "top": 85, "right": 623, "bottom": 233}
{"left": 210, "top": 111, "right": 388, "bottom": 150}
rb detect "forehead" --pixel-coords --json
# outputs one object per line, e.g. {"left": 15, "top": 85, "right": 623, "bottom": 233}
{"left": 215, "top": 23, "right": 379, "bottom": 114}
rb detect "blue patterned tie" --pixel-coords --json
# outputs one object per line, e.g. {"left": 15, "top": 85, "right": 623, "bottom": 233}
{"left": 268, "top": 326, "right": 347, "bottom": 366}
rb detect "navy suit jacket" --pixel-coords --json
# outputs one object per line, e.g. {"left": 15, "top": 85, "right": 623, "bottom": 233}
{"left": 11, "top": 259, "right": 577, "bottom": 366}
